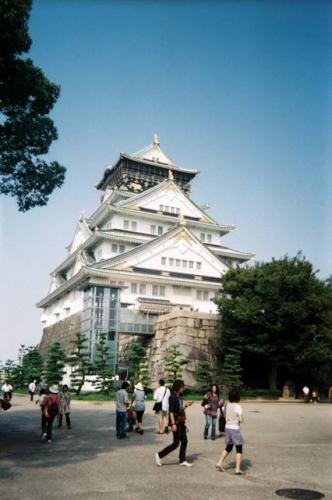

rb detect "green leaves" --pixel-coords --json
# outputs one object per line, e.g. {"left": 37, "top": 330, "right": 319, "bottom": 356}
{"left": 127, "top": 340, "right": 150, "bottom": 388}
{"left": 217, "top": 255, "right": 332, "bottom": 390}
{"left": 164, "top": 345, "right": 189, "bottom": 385}
{"left": 69, "top": 332, "right": 91, "bottom": 395}
{"left": 0, "top": 0, "right": 66, "bottom": 211}
{"left": 44, "top": 342, "right": 66, "bottom": 386}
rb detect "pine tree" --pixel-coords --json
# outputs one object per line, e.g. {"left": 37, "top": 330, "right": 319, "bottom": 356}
{"left": 69, "top": 332, "right": 91, "bottom": 395}
{"left": 128, "top": 340, "right": 146, "bottom": 384}
{"left": 196, "top": 361, "right": 218, "bottom": 392}
{"left": 93, "top": 332, "right": 115, "bottom": 393}
{"left": 44, "top": 342, "right": 66, "bottom": 386}
{"left": 222, "top": 347, "right": 243, "bottom": 389}
{"left": 164, "top": 345, "right": 189, "bottom": 385}
{"left": 22, "top": 346, "right": 42, "bottom": 384}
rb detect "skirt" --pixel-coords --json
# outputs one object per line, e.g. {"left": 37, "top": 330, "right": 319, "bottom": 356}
{"left": 225, "top": 428, "right": 245, "bottom": 446}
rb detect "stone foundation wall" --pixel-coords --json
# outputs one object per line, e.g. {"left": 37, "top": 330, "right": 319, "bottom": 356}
{"left": 149, "top": 311, "right": 220, "bottom": 388}
{"left": 38, "top": 312, "right": 82, "bottom": 359}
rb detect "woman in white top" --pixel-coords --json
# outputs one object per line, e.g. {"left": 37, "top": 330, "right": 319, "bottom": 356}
{"left": 216, "top": 388, "right": 245, "bottom": 475}
{"left": 153, "top": 379, "right": 171, "bottom": 434}
{"left": 132, "top": 383, "right": 145, "bottom": 435}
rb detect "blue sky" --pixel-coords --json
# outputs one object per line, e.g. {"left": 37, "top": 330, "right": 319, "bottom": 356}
{"left": 1, "top": 0, "right": 331, "bottom": 361}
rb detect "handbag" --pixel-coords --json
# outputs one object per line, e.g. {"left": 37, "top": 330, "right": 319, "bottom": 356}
{"left": 1, "top": 399, "right": 11, "bottom": 411}
{"left": 153, "top": 387, "right": 167, "bottom": 413}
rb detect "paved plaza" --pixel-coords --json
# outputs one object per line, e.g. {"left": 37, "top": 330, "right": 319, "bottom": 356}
{"left": 0, "top": 395, "right": 331, "bottom": 500}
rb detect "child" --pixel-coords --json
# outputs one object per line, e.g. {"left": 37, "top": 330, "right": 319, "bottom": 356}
{"left": 216, "top": 388, "right": 245, "bottom": 475}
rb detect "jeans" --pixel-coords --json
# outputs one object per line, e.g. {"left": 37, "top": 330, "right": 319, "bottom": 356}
{"left": 58, "top": 412, "right": 71, "bottom": 428}
{"left": 116, "top": 411, "right": 128, "bottom": 438}
{"left": 29, "top": 391, "right": 34, "bottom": 401}
{"left": 158, "top": 423, "right": 188, "bottom": 463}
{"left": 204, "top": 415, "right": 216, "bottom": 438}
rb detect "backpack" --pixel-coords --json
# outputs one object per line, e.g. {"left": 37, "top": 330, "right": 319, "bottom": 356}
{"left": 48, "top": 396, "right": 59, "bottom": 417}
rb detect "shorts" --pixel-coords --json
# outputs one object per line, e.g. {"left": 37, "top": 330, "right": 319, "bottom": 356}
{"left": 225, "top": 428, "right": 244, "bottom": 446}
{"left": 161, "top": 410, "right": 168, "bottom": 418}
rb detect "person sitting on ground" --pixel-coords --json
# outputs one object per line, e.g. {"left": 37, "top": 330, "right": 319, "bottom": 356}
{"left": 216, "top": 388, "right": 245, "bottom": 475}
{"left": 155, "top": 379, "right": 193, "bottom": 468}
{"left": 132, "top": 382, "right": 145, "bottom": 435}
{"left": 153, "top": 379, "right": 171, "bottom": 434}
{"left": 58, "top": 384, "right": 72, "bottom": 429}
{"left": 28, "top": 380, "right": 36, "bottom": 402}
{"left": 116, "top": 381, "right": 130, "bottom": 439}
{"left": 41, "top": 385, "right": 60, "bottom": 443}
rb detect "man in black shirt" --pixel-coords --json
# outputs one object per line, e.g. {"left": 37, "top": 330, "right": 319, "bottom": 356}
{"left": 155, "top": 379, "right": 193, "bottom": 467}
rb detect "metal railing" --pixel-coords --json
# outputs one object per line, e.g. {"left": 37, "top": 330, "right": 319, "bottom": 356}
{"left": 118, "top": 309, "right": 155, "bottom": 335}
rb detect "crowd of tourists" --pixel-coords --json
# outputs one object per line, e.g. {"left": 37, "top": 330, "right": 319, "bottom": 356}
{"left": 116, "top": 378, "right": 245, "bottom": 473}
{"left": 2, "top": 377, "right": 332, "bottom": 475}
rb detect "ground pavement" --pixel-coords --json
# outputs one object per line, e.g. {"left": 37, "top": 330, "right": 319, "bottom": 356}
{"left": 0, "top": 395, "right": 331, "bottom": 500}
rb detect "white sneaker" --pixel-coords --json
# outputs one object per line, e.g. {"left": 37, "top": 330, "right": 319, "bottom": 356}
{"left": 179, "top": 461, "right": 193, "bottom": 467}
{"left": 155, "top": 453, "right": 162, "bottom": 467}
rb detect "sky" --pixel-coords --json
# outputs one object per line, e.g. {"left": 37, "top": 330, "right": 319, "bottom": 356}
{"left": 1, "top": 0, "right": 331, "bottom": 361}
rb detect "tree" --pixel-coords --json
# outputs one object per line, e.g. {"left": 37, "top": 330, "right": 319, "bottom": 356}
{"left": 1, "top": 359, "right": 17, "bottom": 384}
{"left": 44, "top": 342, "right": 66, "bottom": 386}
{"left": 216, "top": 254, "right": 332, "bottom": 391}
{"left": 21, "top": 346, "right": 42, "bottom": 384}
{"left": 164, "top": 345, "right": 189, "bottom": 385}
{"left": 69, "top": 332, "right": 91, "bottom": 395}
{"left": 221, "top": 348, "right": 243, "bottom": 389}
{"left": 0, "top": 0, "right": 66, "bottom": 211}
{"left": 196, "top": 361, "right": 218, "bottom": 392}
{"left": 93, "top": 332, "right": 115, "bottom": 393}
{"left": 127, "top": 340, "right": 150, "bottom": 387}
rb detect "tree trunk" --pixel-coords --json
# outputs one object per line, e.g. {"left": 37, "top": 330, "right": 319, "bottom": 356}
{"left": 268, "top": 364, "right": 278, "bottom": 391}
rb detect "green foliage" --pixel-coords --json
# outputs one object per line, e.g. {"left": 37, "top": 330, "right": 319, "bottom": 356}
{"left": 69, "top": 332, "right": 91, "bottom": 395}
{"left": 164, "top": 345, "right": 189, "bottom": 385}
{"left": 93, "top": 332, "right": 115, "bottom": 393}
{"left": 222, "top": 347, "right": 243, "bottom": 389}
{"left": 0, "top": 359, "right": 17, "bottom": 384}
{"left": 128, "top": 340, "right": 146, "bottom": 384}
{"left": 0, "top": 0, "right": 66, "bottom": 211}
{"left": 44, "top": 342, "right": 66, "bottom": 386}
{"left": 196, "top": 361, "right": 218, "bottom": 392}
{"left": 216, "top": 254, "right": 332, "bottom": 390}
{"left": 21, "top": 346, "right": 42, "bottom": 384}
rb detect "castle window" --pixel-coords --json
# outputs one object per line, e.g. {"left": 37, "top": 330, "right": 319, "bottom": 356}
{"left": 159, "top": 286, "right": 165, "bottom": 297}
{"left": 182, "top": 260, "right": 187, "bottom": 268}
{"left": 131, "top": 221, "right": 137, "bottom": 231}
{"left": 139, "top": 283, "right": 146, "bottom": 294}
{"left": 161, "top": 257, "right": 166, "bottom": 265}
{"left": 158, "top": 226, "right": 163, "bottom": 235}
{"left": 131, "top": 283, "right": 137, "bottom": 294}
{"left": 200, "top": 233, "right": 206, "bottom": 242}
{"left": 119, "top": 244, "right": 125, "bottom": 253}
{"left": 196, "top": 262, "right": 202, "bottom": 270}
{"left": 207, "top": 234, "right": 212, "bottom": 243}
{"left": 203, "top": 290, "right": 209, "bottom": 301}
{"left": 151, "top": 224, "right": 156, "bottom": 234}
{"left": 152, "top": 285, "right": 165, "bottom": 297}
{"left": 112, "top": 244, "right": 118, "bottom": 253}
{"left": 159, "top": 204, "right": 164, "bottom": 212}
{"left": 189, "top": 260, "right": 194, "bottom": 269}
{"left": 152, "top": 285, "right": 158, "bottom": 296}
{"left": 176, "top": 208, "right": 181, "bottom": 215}
{"left": 176, "top": 259, "right": 180, "bottom": 267}
{"left": 169, "top": 258, "right": 174, "bottom": 266}
{"left": 196, "top": 290, "right": 202, "bottom": 300}
{"left": 124, "top": 220, "right": 129, "bottom": 230}
{"left": 165, "top": 205, "right": 170, "bottom": 212}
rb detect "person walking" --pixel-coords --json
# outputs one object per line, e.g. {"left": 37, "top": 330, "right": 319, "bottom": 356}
{"left": 153, "top": 379, "right": 171, "bottom": 434}
{"left": 1, "top": 381, "right": 13, "bottom": 401}
{"left": 155, "top": 379, "right": 193, "bottom": 467}
{"left": 302, "top": 385, "right": 310, "bottom": 403}
{"left": 58, "top": 384, "right": 72, "bottom": 429}
{"left": 116, "top": 381, "right": 130, "bottom": 439}
{"left": 36, "top": 388, "right": 47, "bottom": 438}
{"left": 216, "top": 388, "right": 245, "bottom": 475}
{"left": 28, "top": 380, "right": 36, "bottom": 401}
{"left": 41, "top": 385, "right": 60, "bottom": 443}
{"left": 132, "top": 382, "right": 145, "bottom": 435}
{"left": 202, "top": 383, "right": 222, "bottom": 440}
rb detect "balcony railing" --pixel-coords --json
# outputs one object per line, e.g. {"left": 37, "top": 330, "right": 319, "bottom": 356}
{"left": 118, "top": 309, "right": 155, "bottom": 335}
